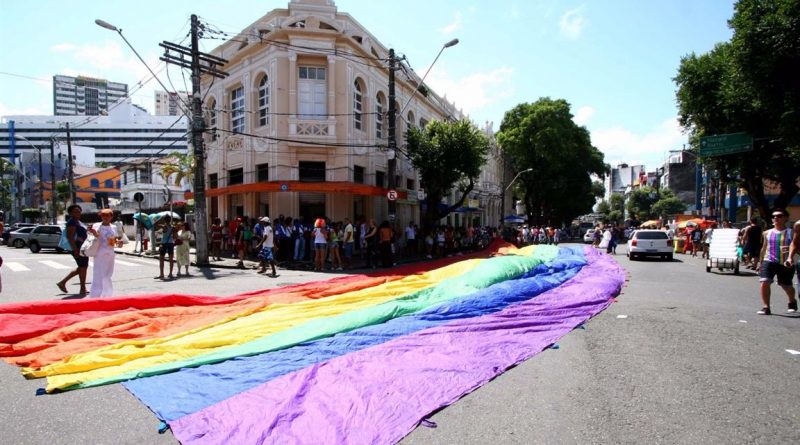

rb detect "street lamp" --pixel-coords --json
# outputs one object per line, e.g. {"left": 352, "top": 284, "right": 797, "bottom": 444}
{"left": 500, "top": 168, "right": 533, "bottom": 221}
{"left": 398, "top": 38, "right": 459, "bottom": 119}
{"left": 388, "top": 38, "right": 459, "bottom": 221}
{"left": 95, "top": 19, "right": 177, "bottom": 108}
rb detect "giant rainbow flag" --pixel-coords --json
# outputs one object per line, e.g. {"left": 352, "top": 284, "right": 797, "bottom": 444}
{"left": 1, "top": 243, "right": 624, "bottom": 444}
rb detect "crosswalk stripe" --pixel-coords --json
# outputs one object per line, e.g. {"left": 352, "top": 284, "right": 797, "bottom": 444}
{"left": 123, "top": 257, "right": 156, "bottom": 265}
{"left": 4, "top": 262, "right": 30, "bottom": 272}
{"left": 115, "top": 259, "right": 141, "bottom": 267}
{"left": 40, "top": 260, "right": 71, "bottom": 270}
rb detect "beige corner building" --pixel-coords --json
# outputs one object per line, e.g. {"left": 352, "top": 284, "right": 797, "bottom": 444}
{"left": 201, "top": 0, "right": 464, "bottom": 228}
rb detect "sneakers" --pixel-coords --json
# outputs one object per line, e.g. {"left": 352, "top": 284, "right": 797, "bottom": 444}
{"left": 788, "top": 301, "right": 798, "bottom": 313}
{"left": 756, "top": 307, "right": 771, "bottom": 315}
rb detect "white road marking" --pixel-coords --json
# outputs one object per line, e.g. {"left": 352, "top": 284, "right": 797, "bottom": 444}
{"left": 4, "top": 262, "right": 30, "bottom": 272}
{"left": 616, "top": 314, "right": 628, "bottom": 319}
{"left": 786, "top": 349, "right": 800, "bottom": 355}
{"left": 40, "top": 260, "right": 71, "bottom": 270}
{"left": 123, "top": 257, "right": 156, "bottom": 265}
{"left": 114, "top": 259, "right": 141, "bottom": 267}
{"left": 739, "top": 320, "right": 748, "bottom": 323}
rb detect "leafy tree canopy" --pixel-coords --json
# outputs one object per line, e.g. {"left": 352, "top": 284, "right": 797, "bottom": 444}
{"left": 405, "top": 119, "right": 489, "bottom": 227}
{"left": 674, "top": 0, "right": 800, "bottom": 218}
{"left": 496, "top": 98, "right": 607, "bottom": 227}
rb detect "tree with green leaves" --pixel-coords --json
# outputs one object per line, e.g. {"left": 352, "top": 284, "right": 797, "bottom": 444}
{"left": 496, "top": 98, "right": 608, "bottom": 227}
{"left": 627, "top": 186, "right": 686, "bottom": 220}
{"left": 160, "top": 151, "right": 195, "bottom": 188}
{"left": 675, "top": 0, "right": 800, "bottom": 218}
{"left": 651, "top": 196, "right": 687, "bottom": 220}
{"left": 405, "top": 119, "right": 490, "bottom": 228}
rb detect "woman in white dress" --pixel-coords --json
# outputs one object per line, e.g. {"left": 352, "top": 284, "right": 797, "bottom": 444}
{"left": 598, "top": 228, "right": 612, "bottom": 250}
{"left": 88, "top": 208, "right": 123, "bottom": 298}
{"left": 175, "top": 221, "right": 192, "bottom": 276}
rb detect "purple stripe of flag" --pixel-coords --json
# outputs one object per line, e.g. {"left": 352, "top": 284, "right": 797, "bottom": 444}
{"left": 170, "top": 247, "right": 624, "bottom": 445}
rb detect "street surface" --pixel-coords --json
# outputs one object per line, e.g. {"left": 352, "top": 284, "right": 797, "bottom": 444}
{"left": 0, "top": 244, "right": 798, "bottom": 444}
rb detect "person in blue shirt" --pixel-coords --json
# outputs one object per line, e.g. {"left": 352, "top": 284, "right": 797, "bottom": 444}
{"left": 57, "top": 204, "right": 89, "bottom": 295}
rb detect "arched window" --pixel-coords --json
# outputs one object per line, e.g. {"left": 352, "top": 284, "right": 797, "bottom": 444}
{"left": 420, "top": 118, "right": 429, "bottom": 130}
{"left": 353, "top": 80, "right": 363, "bottom": 131}
{"left": 207, "top": 98, "right": 217, "bottom": 141}
{"left": 375, "top": 93, "right": 384, "bottom": 139}
{"left": 90, "top": 179, "right": 100, "bottom": 188}
{"left": 257, "top": 75, "right": 269, "bottom": 127}
{"left": 407, "top": 111, "right": 415, "bottom": 134}
{"left": 104, "top": 179, "right": 113, "bottom": 188}
{"left": 230, "top": 86, "right": 245, "bottom": 133}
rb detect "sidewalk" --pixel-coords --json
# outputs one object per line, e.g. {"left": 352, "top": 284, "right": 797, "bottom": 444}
{"left": 114, "top": 242, "right": 436, "bottom": 272}
{"left": 114, "top": 242, "right": 259, "bottom": 270}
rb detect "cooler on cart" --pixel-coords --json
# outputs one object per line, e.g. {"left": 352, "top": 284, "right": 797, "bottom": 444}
{"left": 706, "top": 228, "right": 740, "bottom": 274}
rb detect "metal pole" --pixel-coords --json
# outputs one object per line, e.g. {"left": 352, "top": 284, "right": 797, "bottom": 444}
{"left": 66, "top": 123, "right": 75, "bottom": 203}
{"left": 50, "top": 139, "right": 57, "bottom": 223}
{"left": 190, "top": 14, "right": 209, "bottom": 266}
{"left": 37, "top": 147, "right": 44, "bottom": 214}
{"left": 387, "top": 48, "right": 397, "bottom": 222}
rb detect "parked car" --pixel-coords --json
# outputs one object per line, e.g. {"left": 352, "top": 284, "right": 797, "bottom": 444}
{"left": 27, "top": 224, "right": 67, "bottom": 253}
{"left": 7, "top": 226, "right": 37, "bottom": 248}
{"left": 2, "top": 222, "right": 36, "bottom": 245}
{"left": 583, "top": 229, "right": 595, "bottom": 244}
{"left": 627, "top": 229, "right": 673, "bottom": 261}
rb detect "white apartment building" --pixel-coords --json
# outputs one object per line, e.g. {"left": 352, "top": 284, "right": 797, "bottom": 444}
{"left": 53, "top": 75, "right": 128, "bottom": 116}
{"left": 1, "top": 98, "right": 190, "bottom": 165}
{"left": 201, "top": 0, "right": 463, "bottom": 228}
{"left": 155, "top": 90, "right": 191, "bottom": 116}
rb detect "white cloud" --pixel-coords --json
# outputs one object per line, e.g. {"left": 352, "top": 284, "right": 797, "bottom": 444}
{"left": 559, "top": 7, "right": 587, "bottom": 40}
{"left": 591, "top": 117, "right": 687, "bottom": 169}
{"left": 440, "top": 11, "right": 463, "bottom": 35}
{"left": 426, "top": 66, "right": 515, "bottom": 117}
{"left": 573, "top": 106, "right": 595, "bottom": 126}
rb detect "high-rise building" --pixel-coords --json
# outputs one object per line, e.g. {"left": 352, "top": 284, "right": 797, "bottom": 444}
{"left": 53, "top": 75, "right": 128, "bottom": 116}
{"left": 2, "top": 98, "right": 189, "bottom": 165}
{"left": 155, "top": 91, "right": 190, "bottom": 116}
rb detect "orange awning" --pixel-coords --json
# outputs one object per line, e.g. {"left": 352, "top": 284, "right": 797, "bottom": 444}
{"left": 185, "top": 181, "right": 408, "bottom": 199}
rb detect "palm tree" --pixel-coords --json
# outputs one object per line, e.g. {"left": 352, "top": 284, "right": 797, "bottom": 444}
{"left": 160, "top": 151, "right": 195, "bottom": 188}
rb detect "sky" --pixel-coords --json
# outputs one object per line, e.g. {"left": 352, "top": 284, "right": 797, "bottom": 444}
{"left": 0, "top": 0, "right": 736, "bottom": 172}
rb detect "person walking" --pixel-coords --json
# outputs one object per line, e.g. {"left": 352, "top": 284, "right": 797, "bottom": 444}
{"left": 756, "top": 209, "right": 796, "bottom": 315}
{"left": 88, "top": 208, "right": 123, "bottom": 298}
{"left": 741, "top": 217, "right": 763, "bottom": 270}
{"left": 379, "top": 220, "right": 394, "bottom": 267}
{"left": 342, "top": 217, "right": 355, "bottom": 270}
{"left": 312, "top": 218, "right": 328, "bottom": 272}
{"left": 363, "top": 219, "right": 378, "bottom": 268}
{"left": 256, "top": 217, "right": 278, "bottom": 277}
{"left": 155, "top": 215, "right": 176, "bottom": 279}
{"left": 175, "top": 221, "right": 192, "bottom": 277}
{"left": 234, "top": 218, "right": 248, "bottom": 269}
{"left": 789, "top": 220, "right": 800, "bottom": 303}
{"left": 57, "top": 204, "right": 89, "bottom": 295}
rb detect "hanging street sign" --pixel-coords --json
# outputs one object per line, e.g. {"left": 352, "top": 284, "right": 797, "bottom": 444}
{"left": 387, "top": 189, "right": 398, "bottom": 201}
{"left": 699, "top": 132, "right": 753, "bottom": 157}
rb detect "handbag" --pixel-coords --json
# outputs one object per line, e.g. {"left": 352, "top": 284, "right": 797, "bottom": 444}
{"left": 80, "top": 224, "right": 101, "bottom": 257}
{"left": 58, "top": 226, "right": 73, "bottom": 251}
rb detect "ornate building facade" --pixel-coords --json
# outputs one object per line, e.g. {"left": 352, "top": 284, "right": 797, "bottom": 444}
{"left": 201, "top": 0, "right": 462, "bottom": 227}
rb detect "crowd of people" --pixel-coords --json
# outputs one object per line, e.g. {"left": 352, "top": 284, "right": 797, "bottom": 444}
{"left": 206, "top": 215, "right": 505, "bottom": 272}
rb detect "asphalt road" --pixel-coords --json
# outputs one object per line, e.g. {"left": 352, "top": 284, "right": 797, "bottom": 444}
{"left": 1, "top": 244, "right": 798, "bottom": 445}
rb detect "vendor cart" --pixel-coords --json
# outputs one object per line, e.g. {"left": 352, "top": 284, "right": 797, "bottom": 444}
{"left": 706, "top": 228, "right": 740, "bottom": 274}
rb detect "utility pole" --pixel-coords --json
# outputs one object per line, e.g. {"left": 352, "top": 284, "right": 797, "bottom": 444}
{"left": 50, "top": 139, "right": 57, "bottom": 223}
{"left": 160, "top": 14, "right": 228, "bottom": 266}
{"left": 37, "top": 147, "right": 44, "bottom": 216}
{"left": 65, "top": 123, "right": 75, "bottom": 203}
{"left": 387, "top": 48, "right": 397, "bottom": 222}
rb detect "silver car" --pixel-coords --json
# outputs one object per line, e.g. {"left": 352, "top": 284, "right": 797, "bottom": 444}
{"left": 627, "top": 229, "right": 673, "bottom": 261}
{"left": 7, "top": 226, "right": 36, "bottom": 248}
{"left": 27, "top": 224, "right": 67, "bottom": 253}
